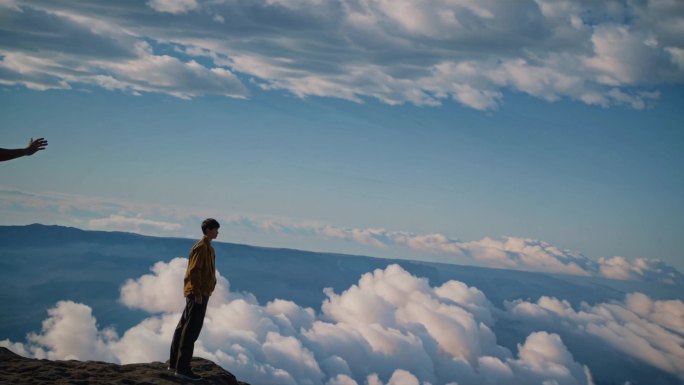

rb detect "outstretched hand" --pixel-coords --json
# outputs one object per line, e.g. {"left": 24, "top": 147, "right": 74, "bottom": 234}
{"left": 0, "top": 137, "right": 48, "bottom": 162}
{"left": 25, "top": 137, "right": 48, "bottom": 156}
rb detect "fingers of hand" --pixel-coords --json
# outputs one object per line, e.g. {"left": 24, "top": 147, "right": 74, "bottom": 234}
{"left": 28, "top": 139, "right": 48, "bottom": 154}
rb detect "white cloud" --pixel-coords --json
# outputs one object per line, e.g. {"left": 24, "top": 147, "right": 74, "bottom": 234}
{"left": 585, "top": 25, "right": 663, "bottom": 86}
{"left": 121, "top": 258, "right": 206, "bottom": 313}
{"left": 103, "top": 47, "right": 248, "bottom": 99}
{"left": 385, "top": 369, "right": 419, "bottom": 385}
{"left": 89, "top": 214, "right": 182, "bottom": 233}
{"left": 598, "top": 256, "right": 684, "bottom": 284}
{"left": 510, "top": 331, "right": 594, "bottom": 385}
{"left": 0, "top": 188, "right": 215, "bottom": 238}
{"left": 4, "top": 262, "right": 597, "bottom": 385}
{"left": 506, "top": 293, "right": 684, "bottom": 379}
{"left": 326, "top": 374, "right": 358, "bottom": 385}
{"left": 0, "top": 4, "right": 246, "bottom": 99}
{"left": 17, "top": 301, "right": 118, "bottom": 362}
{"left": 2, "top": 187, "right": 682, "bottom": 284}
{"left": 147, "top": 0, "right": 198, "bottom": 14}
{"left": 108, "top": 314, "right": 177, "bottom": 364}
{"left": 266, "top": 0, "right": 324, "bottom": 9}
{"left": 120, "top": 257, "right": 241, "bottom": 314}
{"left": 254, "top": 217, "right": 683, "bottom": 284}
{"left": 0, "top": 1, "right": 682, "bottom": 108}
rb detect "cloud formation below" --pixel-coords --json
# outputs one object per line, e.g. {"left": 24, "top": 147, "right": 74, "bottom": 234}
{"left": 506, "top": 292, "right": 684, "bottom": 379}
{"left": 4, "top": 259, "right": 684, "bottom": 383}
{"left": 3, "top": 260, "right": 599, "bottom": 385}
{"left": 1, "top": 1, "right": 682, "bottom": 109}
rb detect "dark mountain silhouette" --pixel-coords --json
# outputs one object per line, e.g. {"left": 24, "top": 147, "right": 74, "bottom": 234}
{"left": 1, "top": 224, "right": 682, "bottom": 385}
{"left": 1, "top": 224, "right": 680, "bottom": 344}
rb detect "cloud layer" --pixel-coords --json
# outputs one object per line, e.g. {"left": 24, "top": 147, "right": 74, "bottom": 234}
{"left": 1, "top": 1, "right": 683, "bottom": 109}
{"left": 1, "top": 188, "right": 682, "bottom": 284}
{"left": 4, "top": 259, "right": 684, "bottom": 384}
{"left": 242, "top": 216, "right": 684, "bottom": 285}
{"left": 89, "top": 214, "right": 181, "bottom": 233}
{"left": 3, "top": 260, "right": 599, "bottom": 385}
{"left": 506, "top": 292, "right": 684, "bottom": 379}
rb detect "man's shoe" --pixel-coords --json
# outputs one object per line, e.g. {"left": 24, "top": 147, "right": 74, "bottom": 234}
{"left": 175, "top": 370, "right": 202, "bottom": 381}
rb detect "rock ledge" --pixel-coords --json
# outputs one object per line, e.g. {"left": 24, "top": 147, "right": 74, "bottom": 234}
{"left": 0, "top": 347, "right": 250, "bottom": 384}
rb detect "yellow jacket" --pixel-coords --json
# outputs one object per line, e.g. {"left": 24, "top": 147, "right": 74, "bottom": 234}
{"left": 183, "top": 237, "right": 217, "bottom": 297}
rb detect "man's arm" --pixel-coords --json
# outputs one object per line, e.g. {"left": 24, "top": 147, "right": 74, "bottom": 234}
{"left": 187, "top": 245, "right": 207, "bottom": 304}
{"left": 0, "top": 138, "right": 48, "bottom": 162}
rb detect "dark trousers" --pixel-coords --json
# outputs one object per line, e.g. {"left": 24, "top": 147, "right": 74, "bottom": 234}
{"left": 170, "top": 296, "right": 208, "bottom": 372}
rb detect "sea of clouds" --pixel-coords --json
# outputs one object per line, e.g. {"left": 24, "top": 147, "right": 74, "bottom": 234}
{"left": 2, "top": 258, "right": 683, "bottom": 385}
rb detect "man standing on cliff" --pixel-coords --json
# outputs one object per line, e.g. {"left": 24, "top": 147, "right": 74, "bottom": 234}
{"left": 169, "top": 218, "right": 220, "bottom": 381}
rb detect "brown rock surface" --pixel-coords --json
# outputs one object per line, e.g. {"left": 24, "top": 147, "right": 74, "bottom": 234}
{"left": 0, "top": 347, "right": 250, "bottom": 385}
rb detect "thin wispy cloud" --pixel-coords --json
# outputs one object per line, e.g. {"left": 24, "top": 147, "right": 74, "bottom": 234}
{"left": 1, "top": 187, "right": 682, "bottom": 284}
{"left": 89, "top": 214, "right": 181, "bottom": 234}
{"left": 1, "top": 1, "right": 682, "bottom": 109}
{"left": 237, "top": 216, "right": 684, "bottom": 284}
{"left": 0, "top": 188, "right": 195, "bottom": 237}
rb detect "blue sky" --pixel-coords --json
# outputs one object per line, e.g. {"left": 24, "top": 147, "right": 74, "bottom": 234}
{"left": 1, "top": 0, "right": 683, "bottom": 276}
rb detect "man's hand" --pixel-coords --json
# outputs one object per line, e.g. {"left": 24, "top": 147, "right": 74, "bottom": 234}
{"left": 194, "top": 294, "right": 203, "bottom": 304}
{"left": 25, "top": 137, "right": 48, "bottom": 156}
{"left": 0, "top": 137, "right": 48, "bottom": 162}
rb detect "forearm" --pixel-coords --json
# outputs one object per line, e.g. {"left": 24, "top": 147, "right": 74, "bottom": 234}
{"left": 189, "top": 270, "right": 204, "bottom": 295}
{"left": 187, "top": 246, "right": 208, "bottom": 295}
{"left": 0, "top": 148, "right": 28, "bottom": 162}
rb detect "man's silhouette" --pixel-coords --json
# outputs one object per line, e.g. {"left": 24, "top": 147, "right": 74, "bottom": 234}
{"left": 169, "top": 218, "right": 220, "bottom": 381}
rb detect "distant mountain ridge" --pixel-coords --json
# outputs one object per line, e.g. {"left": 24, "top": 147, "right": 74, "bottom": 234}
{"left": 2, "top": 224, "right": 683, "bottom": 385}
{"left": 0, "top": 224, "right": 679, "bottom": 342}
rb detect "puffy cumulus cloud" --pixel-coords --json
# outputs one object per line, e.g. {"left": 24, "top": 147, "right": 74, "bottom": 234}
{"left": 384, "top": 370, "right": 419, "bottom": 385}
{"left": 3, "top": 262, "right": 595, "bottom": 385}
{"left": 506, "top": 292, "right": 684, "bottom": 380}
{"left": 326, "top": 373, "right": 359, "bottom": 385}
{"left": 461, "top": 237, "right": 594, "bottom": 276}
{"left": 1, "top": 1, "right": 682, "bottom": 108}
{"left": 585, "top": 25, "right": 662, "bottom": 85}
{"left": 508, "top": 331, "right": 594, "bottom": 385}
{"left": 0, "top": 301, "right": 118, "bottom": 362}
{"left": 598, "top": 256, "right": 684, "bottom": 285}
{"left": 624, "top": 292, "right": 684, "bottom": 333}
{"left": 119, "top": 257, "right": 231, "bottom": 314}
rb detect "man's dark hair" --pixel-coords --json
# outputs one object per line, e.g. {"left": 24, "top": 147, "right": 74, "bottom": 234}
{"left": 201, "top": 218, "right": 220, "bottom": 234}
